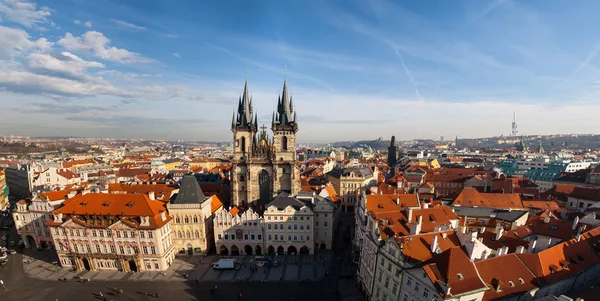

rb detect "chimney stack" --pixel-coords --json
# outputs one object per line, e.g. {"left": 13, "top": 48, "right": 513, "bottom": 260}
{"left": 516, "top": 245, "right": 525, "bottom": 254}
{"left": 411, "top": 215, "right": 423, "bottom": 235}
{"left": 431, "top": 235, "right": 439, "bottom": 253}
{"left": 544, "top": 215, "right": 550, "bottom": 224}
{"left": 497, "top": 247, "right": 504, "bottom": 257}
{"left": 528, "top": 239, "right": 537, "bottom": 253}
{"left": 495, "top": 228, "right": 504, "bottom": 241}
{"left": 148, "top": 191, "right": 155, "bottom": 200}
{"left": 423, "top": 202, "right": 429, "bottom": 209}
{"left": 407, "top": 207, "right": 413, "bottom": 221}
{"left": 396, "top": 196, "right": 400, "bottom": 206}
{"left": 572, "top": 216, "right": 580, "bottom": 231}
{"left": 560, "top": 208, "right": 567, "bottom": 219}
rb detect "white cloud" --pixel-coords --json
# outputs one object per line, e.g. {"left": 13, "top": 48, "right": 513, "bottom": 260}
{"left": 84, "top": 20, "right": 92, "bottom": 28}
{"left": 109, "top": 19, "right": 146, "bottom": 31}
{"left": 0, "top": 25, "right": 52, "bottom": 58}
{"left": 58, "top": 31, "right": 149, "bottom": 63}
{"left": 73, "top": 19, "right": 80, "bottom": 24}
{"left": 0, "top": 0, "right": 51, "bottom": 28}
{"left": 172, "top": 52, "right": 181, "bottom": 58}
{"left": 27, "top": 52, "right": 105, "bottom": 81}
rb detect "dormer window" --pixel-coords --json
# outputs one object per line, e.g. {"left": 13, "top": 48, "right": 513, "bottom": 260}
{"left": 549, "top": 264, "right": 559, "bottom": 273}
{"left": 518, "top": 278, "right": 524, "bottom": 284}
{"left": 457, "top": 273, "right": 464, "bottom": 280}
{"left": 509, "top": 281, "right": 514, "bottom": 287}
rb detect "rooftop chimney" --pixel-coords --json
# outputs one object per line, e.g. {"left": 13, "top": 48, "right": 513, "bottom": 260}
{"left": 543, "top": 215, "right": 550, "bottom": 224}
{"left": 572, "top": 216, "right": 580, "bottom": 231}
{"left": 497, "top": 247, "right": 504, "bottom": 257}
{"left": 431, "top": 235, "right": 439, "bottom": 253}
{"left": 411, "top": 215, "right": 422, "bottom": 235}
{"left": 560, "top": 208, "right": 567, "bottom": 219}
{"left": 423, "top": 202, "right": 429, "bottom": 209}
{"left": 148, "top": 191, "right": 155, "bottom": 201}
{"left": 495, "top": 228, "right": 504, "bottom": 241}
{"left": 516, "top": 246, "right": 525, "bottom": 254}
{"left": 479, "top": 226, "right": 486, "bottom": 234}
{"left": 528, "top": 239, "right": 537, "bottom": 253}
{"left": 407, "top": 207, "right": 413, "bottom": 221}
{"left": 396, "top": 196, "right": 400, "bottom": 206}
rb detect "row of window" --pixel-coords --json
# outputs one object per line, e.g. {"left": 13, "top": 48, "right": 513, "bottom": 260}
{"left": 268, "top": 234, "right": 310, "bottom": 241}
{"left": 267, "top": 223, "right": 313, "bottom": 230}
{"left": 266, "top": 216, "right": 312, "bottom": 221}
{"left": 174, "top": 215, "right": 199, "bottom": 224}
{"left": 176, "top": 230, "right": 201, "bottom": 239}
{"left": 59, "top": 242, "right": 157, "bottom": 255}
{"left": 217, "top": 233, "right": 262, "bottom": 241}
{"left": 56, "top": 228, "right": 155, "bottom": 239}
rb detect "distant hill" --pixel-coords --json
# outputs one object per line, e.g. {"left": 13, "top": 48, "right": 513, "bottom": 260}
{"left": 331, "top": 138, "right": 391, "bottom": 150}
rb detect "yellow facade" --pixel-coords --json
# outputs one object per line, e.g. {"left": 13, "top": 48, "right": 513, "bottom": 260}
{"left": 0, "top": 169, "right": 7, "bottom": 210}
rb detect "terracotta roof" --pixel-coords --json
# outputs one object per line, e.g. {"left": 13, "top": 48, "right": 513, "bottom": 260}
{"left": 503, "top": 216, "right": 576, "bottom": 241}
{"left": 398, "top": 230, "right": 461, "bottom": 263}
{"left": 452, "top": 188, "right": 524, "bottom": 209}
{"left": 475, "top": 253, "right": 539, "bottom": 301}
{"left": 211, "top": 195, "right": 223, "bottom": 213}
{"left": 56, "top": 169, "right": 79, "bottom": 179}
{"left": 50, "top": 193, "right": 170, "bottom": 229}
{"left": 118, "top": 168, "right": 151, "bottom": 178}
{"left": 62, "top": 159, "right": 95, "bottom": 168}
{"left": 422, "top": 246, "right": 487, "bottom": 298}
{"left": 323, "top": 183, "right": 338, "bottom": 203}
{"left": 478, "top": 231, "right": 529, "bottom": 254}
{"left": 517, "top": 226, "right": 600, "bottom": 285}
{"left": 366, "top": 194, "right": 419, "bottom": 213}
{"left": 108, "top": 183, "right": 178, "bottom": 202}
{"left": 229, "top": 206, "right": 240, "bottom": 216}
{"left": 40, "top": 189, "right": 79, "bottom": 201}
{"left": 522, "top": 200, "right": 562, "bottom": 214}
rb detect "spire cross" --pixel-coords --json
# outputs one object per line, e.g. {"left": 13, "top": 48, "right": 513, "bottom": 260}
{"left": 260, "top": 124, "right": 267, "bottom": 132}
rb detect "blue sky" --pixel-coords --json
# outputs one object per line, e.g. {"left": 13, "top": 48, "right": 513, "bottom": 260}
{"left": 1, "top": 0, "right": 600, "bottom": 143}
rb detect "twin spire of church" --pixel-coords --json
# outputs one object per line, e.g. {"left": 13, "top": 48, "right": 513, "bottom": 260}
{"left": 232, "top": 78, "right": 298, "bottom": 133}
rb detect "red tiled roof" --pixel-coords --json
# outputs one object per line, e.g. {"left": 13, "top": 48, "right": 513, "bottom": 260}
{"left": 50, "top": 193, "right": 170, "bottom": 229}
{"left": 423, "top": 247, "right": 487, "bottom": 298}
{"left": 211, "top": 195, "right": 223, "bottom": 213}
{"left": 62, "top": 159, "right": 95, "bottom": 168}
{"left": 108, "top": 183, "right": 178, "bottom": 202}
{"left": 517, "top": 226, "right": 600, "bottom": 285}
{"left": 475, "top": 254, "right": 538, "bottom": 301}
{"left": 452, "top": 188, "right": 524, "bottom": 209}
{"left": 57, "top": 169, "right": 79, "bottom": 179}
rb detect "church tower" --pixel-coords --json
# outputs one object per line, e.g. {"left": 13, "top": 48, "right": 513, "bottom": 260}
{"left": 387, "top": 136, "right": 397, "bottom": 167}
{"left": 272, "top": 80, "right": 300, "bottom": 195}
{"left": 230, "top": 78, "right": 300, "bottom": 208}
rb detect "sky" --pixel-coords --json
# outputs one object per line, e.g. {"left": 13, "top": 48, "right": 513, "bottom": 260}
{"left": 1, "top": 0, "right": 600, "bottom": 143}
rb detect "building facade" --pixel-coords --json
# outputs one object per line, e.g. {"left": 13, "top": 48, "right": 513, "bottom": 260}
{"left": 230, "top": 80, "right": 301, "bottom": 207}
{"left": 328, "top": 167, "right": 377, "bottom": 213}
{"left": 213, "top": 207, "right": 264, "bottom": 256}
{"left": 12, "top": 189, "right": 78, "bottom": 249}
{"left": 263, "top": 193, "right": 315, "bottom": 255}
{"left": 0, "top": 169, "right": 8, "bottom": 210}
{"left": 5, "top": 164, "right": 34, "bottom": 198}
{"left": 167, "top": 174, "right": 222, "bottom": 255}
{"left": 46, "top": 193, "right": 175, "bottom": 272}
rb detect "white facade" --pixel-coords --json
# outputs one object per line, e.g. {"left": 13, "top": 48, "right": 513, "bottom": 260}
{"left": 213, "top": 208, "right": 265, "bottom": 256}
{"left": 263, "top": 202, "right": 315, "bottom": 255}
{"left": 32, "top": 167, "right": 81, "bottom": 189}
{"left": 355, "top": 193, "right": 376, "bottom": 298}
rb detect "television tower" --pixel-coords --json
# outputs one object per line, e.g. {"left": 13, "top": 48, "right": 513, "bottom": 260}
{"left": 512, "top": 110, "right": 518, "bottom": 137}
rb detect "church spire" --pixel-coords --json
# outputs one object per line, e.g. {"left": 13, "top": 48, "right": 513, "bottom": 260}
{"left": 235, "top": 79, "right": 254, "bottom": 129}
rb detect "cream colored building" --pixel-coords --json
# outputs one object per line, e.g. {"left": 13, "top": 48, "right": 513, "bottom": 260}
{"left": 0, "top": 169, "right": 8, "bottom": 210}
{"left": 167, "top": 174, "right": 222, "bottom": 255}
{"left": 213, "top": 207, "right": 265, "bottom": 256}
{"left": 296, "top": 191, "right": 338, "bottom": 250}
{"left": 327, "top": 167, "right": 378, "bottom": 213}
{"left": 264, "top": 192, "right": 314, "bottom": 255}
{"left": 13, "top": 189, "right": 79, "bottom": 249}
{"left": 47, "top": 193, "right": 175, "bottom": 272}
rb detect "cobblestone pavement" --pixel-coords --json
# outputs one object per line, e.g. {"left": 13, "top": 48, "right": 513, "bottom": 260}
{"left": 21, "top": 248, "right": 334, "bottom": 282}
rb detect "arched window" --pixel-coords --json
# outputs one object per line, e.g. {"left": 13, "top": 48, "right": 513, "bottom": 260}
{"left": 175, "top": 216, "right": 180, "bottom": 223}
{"left": 282, "top": 136, "right": 288, "bottom": 151}
{"left": 186, "top": 231, "right": 191, "bottom": 239}
{"left": 184, "top": 216, "right": 189, "bottom": 223}
{"left": 193, "top": 216, "right": 198, "bottom": 223}
{"left": 177, "top": 231, "right": 182, "bottom": 239}
{"left": 195, "top": 231, "right": 200, "bottom": 239}
{"left": 241, "top": 137, "right": 246, "bottom": 153}
{"left": 240, "top": 175, "right": 245, "bottom": 182}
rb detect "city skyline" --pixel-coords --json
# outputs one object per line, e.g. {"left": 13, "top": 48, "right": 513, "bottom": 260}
{"left": 1, "top": 0, "right": 600, "bottom": 142}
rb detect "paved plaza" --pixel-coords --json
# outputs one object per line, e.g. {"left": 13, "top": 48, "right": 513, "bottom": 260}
{"left": 22, "top": 250, "right": 334, "bottom": 282}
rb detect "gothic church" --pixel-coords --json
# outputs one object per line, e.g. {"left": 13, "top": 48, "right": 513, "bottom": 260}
{"left": 230, "top": 80, "right": 300, "bottom": 207}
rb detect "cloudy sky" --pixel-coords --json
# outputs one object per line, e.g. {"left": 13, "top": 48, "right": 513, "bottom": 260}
{"left": 1, "top": 0, "right": 600, "bottom": 143}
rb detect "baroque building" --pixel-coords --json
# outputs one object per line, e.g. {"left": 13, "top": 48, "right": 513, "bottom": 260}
{"left": 230, "top": 80, "right": 301, "bottom": 207}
